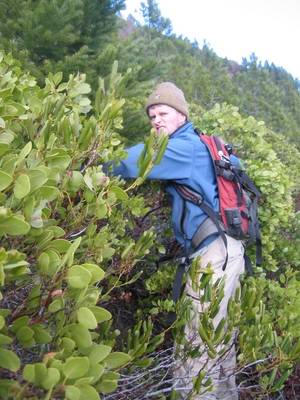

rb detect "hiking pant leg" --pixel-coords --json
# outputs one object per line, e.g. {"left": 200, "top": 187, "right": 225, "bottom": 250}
{"left": 174, "top": 235, "right": 245, "bottom": 399}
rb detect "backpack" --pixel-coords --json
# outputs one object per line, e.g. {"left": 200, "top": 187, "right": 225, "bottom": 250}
{"left": 167, "top": 131, "right": 262, "bottom": 325}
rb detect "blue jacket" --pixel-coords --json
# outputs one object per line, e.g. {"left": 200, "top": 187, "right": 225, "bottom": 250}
{"left": 112, "top": 121, "right": 219, "bottom": 254}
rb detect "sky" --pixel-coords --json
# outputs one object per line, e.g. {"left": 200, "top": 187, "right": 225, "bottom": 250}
{"left": 121, "top": 0, "right": 300, "bottom": 81}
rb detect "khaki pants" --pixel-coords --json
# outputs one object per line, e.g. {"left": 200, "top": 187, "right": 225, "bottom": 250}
{"left": 174, "top": 235, "right": 245, "bottom": 399}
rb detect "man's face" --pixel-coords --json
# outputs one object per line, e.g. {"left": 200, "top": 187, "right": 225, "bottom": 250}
{"left": 148, "top": 104, "right": 186, "bottom": 136}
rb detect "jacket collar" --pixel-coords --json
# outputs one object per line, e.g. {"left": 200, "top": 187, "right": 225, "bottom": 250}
{"left": 169, "top": 121, "right": 194, "bottom": 139}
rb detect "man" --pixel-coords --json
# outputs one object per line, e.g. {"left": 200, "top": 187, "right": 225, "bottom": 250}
{"left": 111, "top": 82, "right": 244, "bottom": 399}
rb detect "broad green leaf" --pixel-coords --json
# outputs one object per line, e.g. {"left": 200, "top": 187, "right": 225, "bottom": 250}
{"left": 33, "top": 329, "right": 52, "bottom": 344}
{"left": 14, "top": 174, "right": 31, "bottom": 199}
{"left": 38, "top": 252, "right": 50, "bottom": 274}
{"left": 97, "top": 379, "right": 118, "bottom": 393}
{"left": 109, "top": 186, "right": 128, "bottom": 200}
{"left": 24, "top": 196, "right": 35, "bottom": 220}
{"left": 0, "top": 142, "right": 9, "bottom": 156}
{"left": 47, "top": 226, "right": 65, "bottom": 238}
{"left": 71, "top": 324, "right": 92, "bottom": 348}
{"left": 53, "top": 71, "right": 63, "bottom": 86}
{"left": 23, "top": 363, "right": 47, "bottom": 382}
{"left": 81, "top": 263, "right": 105, "bottom": 283}
{"left": 87, "top": 364, "right": 105, "bottom": 383}
{"left": 47, "top": 155, "right": 71, "bottom": 169}
{"left": 47, "top": 239, "right": 71, "bottom": 253}
{"left": 0, "top": 315, "right": 4, "bottom": 329}
{"left": 3, "top": 260, "right": 29, "bottom": 276}
{"left": 79, "top": 98, "right": 91, "bottom": 106}
{"left": 96, "top": 203, "right": 107, "bottom": 219}
{"left": 0, "top": 333, "right": 13, "bottom": 346}
{"left": 66, "top": 266, "right": 91, "bottom": 288}
{"left": 59, "top": 337, "right": 76, "bottom": 352}
{"left": 0, "top": 216, "right": 30, "bottom": 235}
{"left": 110, "top": 138, "right": 121, "bottom": 146}
{"left": 16, "top": 326, "right": 34, "bottom": 341}
{"left": 40, "top": 367, "right": 60, "bottom": 390}
{"left": 63, "top": 236, "right": 81, "bottom": 267}
{"left": 0, "top": 380, "right": 20, "bottom": 398}
{"left": 88, "top": 306, "right": 112, "bottom": 323}
{"left": 69, "top": 171, "right": 84, "bottom": 190}
{"left": 17, "top": 141, "right": 32, "bottom": 165}
{"left": 11, "top": 315, "right": 29, "bottom": 333}
{"left": 65, "top": 385, "right": 81, "bottom": 400}
{"left": 0, "top": 132, "right": 14, "bottom": 143}
{"left": 63, "top": 356, "right": 90, "bottom": 379}
{"left": 88, "top": 344, "right": 111, "bottom": 365}
{"left": 28, "top": 168, "right": 48, "bottom": 190}
{"left": 103, "top": 352, "right": 131, "bottom": 368}
{"left": 48, "top": 299, "right": 63, "bottom": 313}
{"left": 36, "top": 186, "right": 60, "bottom": 201}
{"left": 19, "top": 337, "right": 35, "bottom": 349}
{"left": 0, "top": 349, "right": 20, "bottom": 371}
{"left": 75, "top": 83, "right": 91, "bottom": 94}
{"left": 77, "top": 384, "right": 99, "bottom": 400}
{"left": 0, "top": 171, "right": 13, "bottom": 191}
{"left": 77, "top": 307, "right": 98, "bottom": 329}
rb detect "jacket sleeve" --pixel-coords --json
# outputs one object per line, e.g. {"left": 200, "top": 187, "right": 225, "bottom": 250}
{"left": 112, "top": 139, "right": 195, "bottom": 181}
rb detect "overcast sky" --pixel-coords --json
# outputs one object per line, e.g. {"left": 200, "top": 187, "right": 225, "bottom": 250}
{"left": 122, "top": 0, "right": 300, "bottom": 81}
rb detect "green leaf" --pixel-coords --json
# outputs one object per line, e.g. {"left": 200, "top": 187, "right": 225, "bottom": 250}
{"left": 23, "top": 363, "right": 47, "bottom": 382}
{"left": 0, "top": 380, "right": 20, "bottom": 399}
{"left": 103, "top": 352, "right": 131, "bottom": 368}
{"left": 77, "top": 307, "right": 98, "bottom": 330}
{"left": 0, "top": 333, "right": 13, "bottom": 346}
{"left": 16, "top": 326, "right": 34, "bottom": 341}
{"left": 109, "top": 186, "right": 128, "bottom": 200}
{"left": 77, "top": 384, "right": 100, "bottom": 400}
{"left": 0, "top": 216, "right": 30, "bottom": 236}
{"left": 37, "top": 186, "right": 60, "bottom": 201}
{"left": 0, "top": 349, "right": 20, "bottom": 371}
{"left": 40, "top": 367, "right": 60, "bottom": 390}
{"left": 63, "top": 356, "right": 90, "bottom": 379}
{"left": 97, "top": 379, "right": 118, "bottom": 393}
{"left": 59, "top": 337, "right": 76, "bottom": 352}
{"left": 71, "top": 324, "right": 93, "bottom": 348}
{"left": 87, "top": 364, "right": 105, "bottom": 384}
{"left": 66, "top": 265, "right": 92, "bottom": 288}
{"left": 88, "top": 344, "right": 112, "bottom": 365}
{"left": 0, "top": 142, "right": 9, "bottom": 157}
{"left": 75, "top": 83, "right": 91, "bottom": 94}
{"left": 47, "top": 239, "right": 71, "bottom": 253}
{"left": 14, "top": 174, "right": 31, "bottom": 199}
{"left": 65, "top": 385, "right": 81, "bottom": 400}
{"left": 11, "top": 315, "right": 29, "bottom": 333}
{"left": 28, "top": 168, "right": 48, "bottom": 190}
{"left": 88, "top": 306, "right": 112, "bottom": 323}
{"left": 81, "top": 263, "right": 105, "bottom": 283}
{"left": 33, "top": 328, "right": 52, "bottom": 344}
{"left": 17, "top": 141, "right": 32, "bottom": 165}
{"left": 0, "top": 171, "right": 13, "bottom": 191}
{"left": 96, "top": 203, "right": 107, "bottom": 219}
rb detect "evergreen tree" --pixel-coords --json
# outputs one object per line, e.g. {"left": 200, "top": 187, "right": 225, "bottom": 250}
{"left": 0, "top": 0, "right": 125, "bottom": 82}
{"left": 140, "top": 0, "right": 173, "bottom": 36}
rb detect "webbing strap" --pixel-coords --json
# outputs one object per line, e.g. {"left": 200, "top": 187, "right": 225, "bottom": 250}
{"left": 188, "top": 217, "right": 221, "bottom": 255}
{"left": 188, "top": 203, "right": 228, "bottom": 271}
{"left": 166, "top": 260, "right": 186, "bottom": 326}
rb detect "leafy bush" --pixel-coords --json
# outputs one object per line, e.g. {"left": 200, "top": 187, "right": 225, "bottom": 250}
{"left": 0, "top": 52, "right": 165, "bottom": 399}
{"left": 1, "top": 51, "right": 300, "bottom": 399}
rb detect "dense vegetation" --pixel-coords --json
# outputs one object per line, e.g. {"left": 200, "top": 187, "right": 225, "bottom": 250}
{"left": 1, "top": 1, "right": 300, "bottom": 398}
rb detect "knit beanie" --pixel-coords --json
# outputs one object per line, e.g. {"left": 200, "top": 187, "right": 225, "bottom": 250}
{"left": 146, "top": 82, "right": 189, "bottom": 118}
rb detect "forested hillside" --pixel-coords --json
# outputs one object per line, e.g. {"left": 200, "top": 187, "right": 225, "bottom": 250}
{"left": 1, "top": 0, "right": 299, "bottom": 147}
{"left": 1, "top": 1, "right": 300, "bottom": 399}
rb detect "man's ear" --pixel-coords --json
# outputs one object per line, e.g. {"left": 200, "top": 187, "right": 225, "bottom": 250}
{"left": 179, "top": 112, "right": 187, "bottom": 124}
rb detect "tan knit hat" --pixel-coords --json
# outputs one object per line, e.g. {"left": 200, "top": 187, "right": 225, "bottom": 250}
{"left": 146, "top": 82, "right": 189, "bottom": 118}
